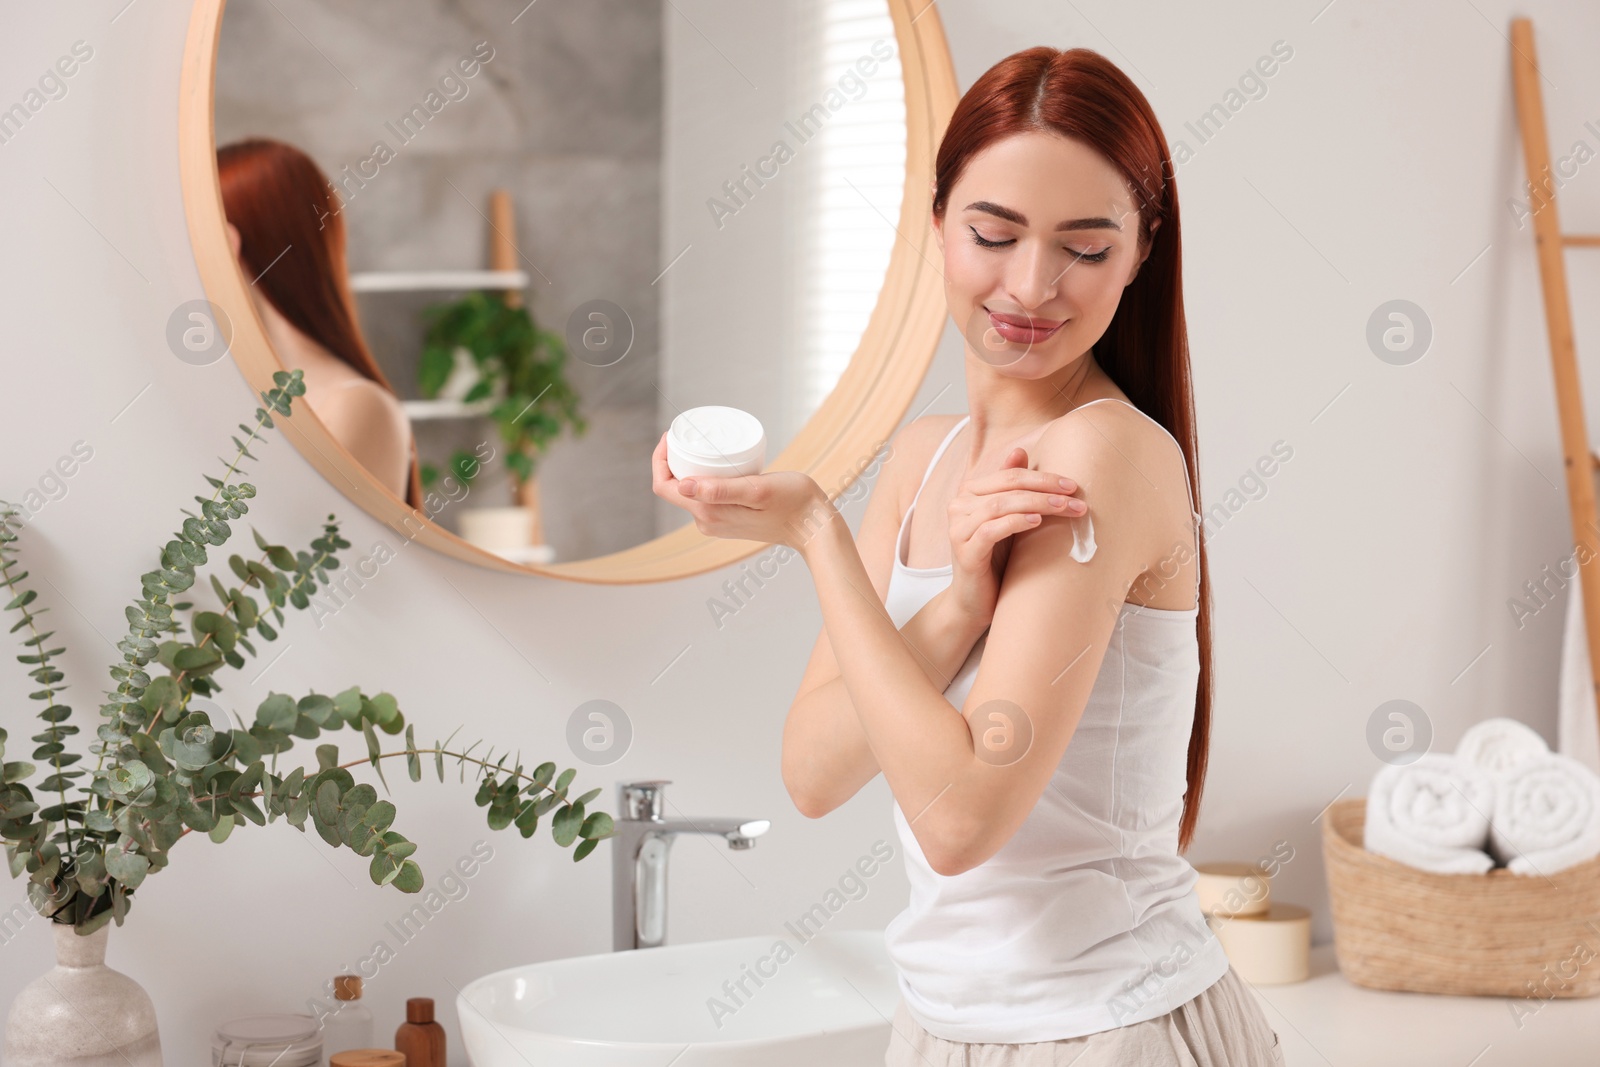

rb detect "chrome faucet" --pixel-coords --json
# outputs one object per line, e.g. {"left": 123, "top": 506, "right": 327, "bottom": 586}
{"left": 611, "top": 779, "right": 770, "bottom": 951}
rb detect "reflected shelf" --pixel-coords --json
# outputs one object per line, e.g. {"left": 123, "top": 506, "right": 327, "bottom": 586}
{"left": 349, "top": 269, "right": 530, "bottom": 293}
{"left": 401, "top": 398, "right": 497, "bottom": 421}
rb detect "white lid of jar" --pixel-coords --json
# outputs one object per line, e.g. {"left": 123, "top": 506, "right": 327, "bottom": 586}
{"left": 668, "top": 406, "right": 765, "bottom": 469}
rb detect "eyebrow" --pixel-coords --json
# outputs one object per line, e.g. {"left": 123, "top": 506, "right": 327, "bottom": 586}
{"left": 963, "top": 200, "right": 1124, "bottom": 232}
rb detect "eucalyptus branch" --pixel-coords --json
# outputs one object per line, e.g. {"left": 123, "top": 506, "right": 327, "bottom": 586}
{"left": 0, "top": 505, "right": 80, "bottom": 859}
{"left": 134, "top": 539, "right": 331, "bottom": 742}
{"left": 102, "top": 387, "right": 282, "bottom": 743}
{"left": 0, "top": 368, "right": 609, "bottom": 934}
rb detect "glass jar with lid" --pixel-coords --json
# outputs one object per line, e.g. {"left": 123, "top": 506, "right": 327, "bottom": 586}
{"left": 212, "top": 1013, "right": 323, "bottom": 1067}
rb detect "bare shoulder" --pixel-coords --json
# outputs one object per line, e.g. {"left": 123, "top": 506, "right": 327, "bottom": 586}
{"left": 882, "top": 413, "right": 966, "bottom": 510}
{"left": 1044, "top": 399, "right": 1188, "bottom": 485}
{"left": 316, "top": 377, "right": 405, "bottom": 428}
{"left": 1034, "top": 400, "right": 1193, "bottom": 554}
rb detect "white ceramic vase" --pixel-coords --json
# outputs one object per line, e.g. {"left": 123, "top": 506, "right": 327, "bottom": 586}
{"left": 3, "top": 920, "right": 162, "bottom": 1066}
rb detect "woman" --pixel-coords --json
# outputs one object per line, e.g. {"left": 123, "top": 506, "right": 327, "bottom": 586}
{"left": 218, "top": 137, "right": 423, "bottom": 509}
{"left": 653, "top": 46, "right": 1282, "bottom": 1066}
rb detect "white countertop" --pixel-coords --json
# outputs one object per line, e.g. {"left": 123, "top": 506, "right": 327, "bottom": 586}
{"left": 1251, "top": 943, "right": 1600, "bottom": 1065}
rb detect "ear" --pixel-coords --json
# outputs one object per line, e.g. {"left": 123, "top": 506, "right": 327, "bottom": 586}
{"left": 225, "top": 221, "right": 242, "bottom": 260}
{"left": 1125, "top": 218, "right": 1160, "bottom": 287}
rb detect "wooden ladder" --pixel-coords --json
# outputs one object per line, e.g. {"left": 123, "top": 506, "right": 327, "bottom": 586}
{"left": 1510, "top": 17, "right": 1600, "bottom": 734}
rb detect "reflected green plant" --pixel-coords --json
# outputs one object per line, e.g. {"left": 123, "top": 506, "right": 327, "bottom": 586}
{"left": 416, "top": 291, "right": 586, "bottom": 500}
{"left": 0, "top": 369, "right": 612, "bottom": 935}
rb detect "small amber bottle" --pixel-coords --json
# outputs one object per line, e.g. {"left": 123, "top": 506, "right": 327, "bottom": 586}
{"left": 394, "top": 997, "right": 446, "bottom": 1067}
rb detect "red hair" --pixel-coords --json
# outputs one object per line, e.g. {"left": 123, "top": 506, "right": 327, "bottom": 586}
{"left": 933, "top": 48, "right": 1212, "bottom": 852}
{"left": 217, "top": 137, "right": 423, "bottom": 511}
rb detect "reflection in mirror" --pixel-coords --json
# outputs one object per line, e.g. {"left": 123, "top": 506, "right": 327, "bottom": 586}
{"left": 217, "top": 139, "right": 424, "bottom": 511}
{"left": 213, "top": 0, "right": 905, "bottom": 566}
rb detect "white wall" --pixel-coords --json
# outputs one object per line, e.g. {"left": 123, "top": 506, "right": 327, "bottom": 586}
{"left": 3, "top": 0, "right": 1597, "bottom": 1061}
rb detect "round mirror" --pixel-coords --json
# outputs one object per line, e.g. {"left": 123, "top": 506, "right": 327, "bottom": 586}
{"left": 178, "top": 0, "right": 955, "bottom": 582}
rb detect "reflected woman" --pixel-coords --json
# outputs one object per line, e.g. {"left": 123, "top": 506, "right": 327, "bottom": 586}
{"left": 217, "top": 137, "right": 422, "bottom": 509}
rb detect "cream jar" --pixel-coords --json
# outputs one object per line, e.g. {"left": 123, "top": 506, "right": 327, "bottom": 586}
{"left": 666, "top": 405, "right": 766, "bottom": 479}
{"left": 211, "top": 1013, "right": 322, "bottom": 1066}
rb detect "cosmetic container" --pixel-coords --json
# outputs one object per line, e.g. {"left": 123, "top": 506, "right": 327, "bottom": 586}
{"left": 329, "top": 1052, "right": 405, "bottom": 1066}
{"left": 394, "top": 997, "right": 447, "bottom": 1067}
{"left": 666, "top": 405, "right": 766, "bottom": 479}
{"left": 212, "top": 1013, "right": 323, "bottom": 1066}
{"left": 321, "top": 974, "right": 374, "bottom": 1063}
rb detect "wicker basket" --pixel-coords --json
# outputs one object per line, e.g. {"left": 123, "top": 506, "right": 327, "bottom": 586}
{"left": 1322, "top": 796, "right": 1600, "bottom": 997}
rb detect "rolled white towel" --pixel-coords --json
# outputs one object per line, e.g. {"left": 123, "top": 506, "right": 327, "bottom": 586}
{"left": 1489, "top": 752, "right": 1600, "bottom": 876}
{"left": 1364, "top": 753, "right": 1496, "bottom": 874}
{"left": 1456, "top": 717, "right": 1551, "bottom": 777}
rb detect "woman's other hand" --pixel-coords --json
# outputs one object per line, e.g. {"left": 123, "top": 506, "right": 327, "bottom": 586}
{"left": 946, "top": 447, "right": 1087, "bottom": 630}
{"left": 652, "top": 431, "right": 833, "bottom": 549}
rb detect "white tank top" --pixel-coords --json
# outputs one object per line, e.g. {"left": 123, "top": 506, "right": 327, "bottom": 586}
{"left": 882, "top": 401, "right": 1230, "bottom": 1043}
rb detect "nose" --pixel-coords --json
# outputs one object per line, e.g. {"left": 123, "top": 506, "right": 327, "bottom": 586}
{"left": 1003, "top": 238, "right": 1064, "bottom": 315}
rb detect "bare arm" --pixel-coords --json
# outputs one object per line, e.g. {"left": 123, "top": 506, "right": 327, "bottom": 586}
{"left": 315, "top": 379, "right": 413, "bottom": 500}
{"left": 796, "top": 410, "right": 1161, "bottom": 875}
{"left": 784, "top": 595, "right": 987, "bottom": 818}
{"left": 782, "top": 421, "right": 987, "bottom": 818}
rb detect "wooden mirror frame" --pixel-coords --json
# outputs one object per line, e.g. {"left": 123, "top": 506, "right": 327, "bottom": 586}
{"left": 178, "top": 0, "right": 957, "bottom": 583}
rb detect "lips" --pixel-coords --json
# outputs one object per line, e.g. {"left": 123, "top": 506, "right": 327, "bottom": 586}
{"left": 986, "top": 308, "right": 1065, "bottom": 345}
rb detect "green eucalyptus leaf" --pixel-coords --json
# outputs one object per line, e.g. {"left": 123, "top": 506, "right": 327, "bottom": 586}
{"left": 360, "top": 721, "right": 388, "bottom": 792}
{"left": 230, "top": 794, "right": 265, "bottom": 826}
{"left": 255, "top": 693, "right": 297, "bottom": 732}
{"left": 404, "top": 725, "right": 420, "bottom": 782}
{"left": 391, "top": 859, "right": 423, "bottom": 893}
{"left": 179, "top": 793, "right": 218, "bottom": 833}
{"left": 173, "top": 646, "right": 222, "bottom": 673}
{"left": 369, "top": 851, "right": 401, "bottom": 886}
{"left": 313, "top": 780, "right": 344, "bottom": 846}
{"left": 298, "top": 693, "right": 335, "bottom": 726}
{"left": 106, "top": 762, "right": 152, "bottom": 798}
{"left": 551, "top": 803, "right": 582, "bottom": 847}
{"left": 193, "top": 611, "right": 226, "bottom": 635}
{"left": 364, "top": 692, "right": 400, "bottom": 727}
{"left": 104, "top": 843, "right": 150, "bottom": 889}
{"left": 288, "top": 785, "right": 313, "bottom": 828}
{"left": 333, "top": 687, "right": 363, "bottom": 726}
{"left": 138, "top": 676, "right": 180, "bottom": 718}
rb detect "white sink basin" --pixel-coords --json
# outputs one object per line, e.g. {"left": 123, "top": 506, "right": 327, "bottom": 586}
{"left": 457, "top": 929, "right": 900, "bottom": 1066}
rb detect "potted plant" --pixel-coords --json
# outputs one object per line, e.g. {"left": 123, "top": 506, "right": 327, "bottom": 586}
{"left": 416, "top": 291, "right": 586, "bottom": 558}
{"left": 0, "top": 369, "right": 612, "bottom": 1066}
{"left": 420, "top": 448, "right": 491, "bottom": 500}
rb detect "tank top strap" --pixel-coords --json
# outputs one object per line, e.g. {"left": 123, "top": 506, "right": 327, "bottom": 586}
{"left": 908, "top": 415, "right": 971, "bottom": 514}
{"left": 894, "top": 415, "right": 970, "bottom": 570}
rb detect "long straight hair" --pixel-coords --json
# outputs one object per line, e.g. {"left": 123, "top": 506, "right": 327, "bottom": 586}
{"left": 217, "top": 137, "right": 424, "bottom": 511}
{"left": 931, "top": 47, "right": 1212, "bottom": 852}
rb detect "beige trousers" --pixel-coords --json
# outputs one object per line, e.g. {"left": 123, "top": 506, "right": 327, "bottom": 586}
{"left": 883, "top": 965, "right": 1284, "bottom": 1066}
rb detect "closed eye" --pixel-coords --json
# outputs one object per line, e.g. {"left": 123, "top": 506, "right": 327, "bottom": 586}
{"left": 968, "top": 226, "right": 1111, "bottom": 263}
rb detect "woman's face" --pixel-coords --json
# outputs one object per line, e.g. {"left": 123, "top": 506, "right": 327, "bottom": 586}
{"left": 932, "top": 130, "right": 1154, "bottom": 379}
